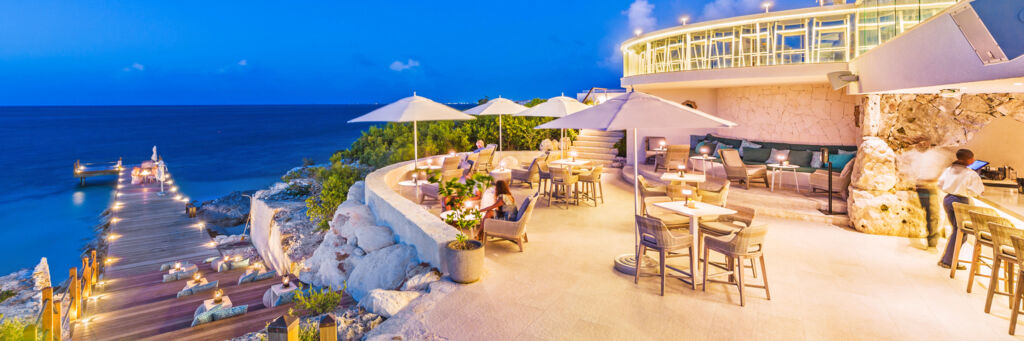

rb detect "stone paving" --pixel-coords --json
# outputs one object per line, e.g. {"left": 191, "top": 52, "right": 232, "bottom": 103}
{"left": 391, "top": 175, "right": 1022, "bottom": 340}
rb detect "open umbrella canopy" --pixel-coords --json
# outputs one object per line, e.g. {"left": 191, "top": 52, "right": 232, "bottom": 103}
{"left": 536, "top": 91, "right": 736, "bottom": 130}
{"left": 464, "top": 97, "right": 527, "bottom": 116}
{"left": 515, "top": 95, "right": 589, "bottom": 118}
{"left": 348, "top": 94, "right": 475, "bottom": 123}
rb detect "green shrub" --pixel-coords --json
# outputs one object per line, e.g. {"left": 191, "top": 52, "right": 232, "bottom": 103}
{"left": 293, "top": 287, "right": 344, "bottom": 316}
{"left": 0, "top": 317, "right": 32, "bottom": 341}
{"left": 0, "top": 290, "right": 14, "bottom": 304}
{"left": 298, "top": 322, "right": 320, "bottom": 341}
{"left": 305, "top": 164, "right": 365, "bottom": 231}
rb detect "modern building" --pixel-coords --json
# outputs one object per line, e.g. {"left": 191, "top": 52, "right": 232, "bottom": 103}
{"left": 617, "top": 0, "right": 1024, "bottom": 236}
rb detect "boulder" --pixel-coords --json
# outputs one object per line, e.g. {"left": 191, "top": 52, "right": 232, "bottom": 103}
{"left": 850, "top": 137, "right": 903, "bottom": 192}
{"left": 401, "top": 270, "right": 440, "bottom": 292}
{"left": 347, "top": 244, "right": 417, "bottom": 301}
{"left": 359, "top": 289, "right": 421, "bottom": 318}
{"left": 198, "top": 190, "right": 255, "bottom": 227}
{"left": 848, "top": 188, "right": 926, "bottom": 238}
{"left": 355, "top": 224, "right": 395, "bottom": 253}
{"left": 331, "top": 201, "right": 377, "bottom": 245}
{"left": 347, "top": 181, "right": 366, "bottom": 204}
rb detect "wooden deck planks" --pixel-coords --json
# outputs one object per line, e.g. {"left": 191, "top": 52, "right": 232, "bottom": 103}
{"left": 72, "top": 174, "right": 289, "bottom": 341}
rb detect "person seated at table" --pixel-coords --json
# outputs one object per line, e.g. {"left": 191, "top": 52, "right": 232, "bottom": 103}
{"left": 472, "top": 139, "right": 487, "bottom": 153}
{"left": 481, "top": 180, "right": 517, "bottom": 221}
{"left": 464, "top": 139, "right": 489, "bottom": 168}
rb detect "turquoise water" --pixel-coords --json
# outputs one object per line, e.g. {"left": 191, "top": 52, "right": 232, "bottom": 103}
{"left": 0, "top": 105, "right": 390, "bottom": 276}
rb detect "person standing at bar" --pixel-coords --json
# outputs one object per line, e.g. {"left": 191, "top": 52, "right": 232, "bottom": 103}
{"left": 938, "top": 149, "right": 985, "bottom": 269}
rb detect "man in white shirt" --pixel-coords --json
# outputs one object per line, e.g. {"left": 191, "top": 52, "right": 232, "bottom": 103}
{"left": 938, "top": 149, "right": 985, "bottom": 269}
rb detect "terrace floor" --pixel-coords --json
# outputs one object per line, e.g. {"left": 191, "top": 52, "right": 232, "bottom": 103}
{"left": 398, "top": 175, "right": 1022, "bottom": 340}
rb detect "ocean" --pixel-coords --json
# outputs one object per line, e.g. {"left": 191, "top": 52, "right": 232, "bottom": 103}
{"left": 0, "top": 105, "right": 404, "bottom": 276}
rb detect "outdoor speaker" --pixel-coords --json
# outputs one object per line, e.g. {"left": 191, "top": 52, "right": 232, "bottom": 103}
{"left": 951, "top": 0, "right": 1024, "bottom": 65}
{"left": 828, "top": 71, "right": 858, "bottom": 90}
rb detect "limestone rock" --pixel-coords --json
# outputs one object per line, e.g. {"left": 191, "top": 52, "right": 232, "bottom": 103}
{"left": 331, "top": 200, "right": 377, "bottom": 245}
{"left": 848, "top": 188, "right": 926, "bottom": 238}
{"left": 850, "top": 137, "right": 901, "bottom": 192}
{"left": 359, "top": 289, "right": 422, "bottom": 318}
{"left": 347, "top": 244, "right": 417, "bottom": 301}
{"left": 355, "top": 224, "right": 395, "bottom": 253}
{"left": 401, "top": 268, "right": 441, "bottom": 292}
{"left": 197, "top": 190, "right": 255, "bottom": 227}
{"left": 347, "top": 181, "right": 366, "bottom": 204}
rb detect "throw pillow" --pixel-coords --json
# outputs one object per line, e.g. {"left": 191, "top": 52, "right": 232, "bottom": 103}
{"left": 768, "top": 149, "right": 790, "bottom": 164}
{"left": 810, "top": 151, "right": 823, "bottom": 168}
{"left": 739, "top": 140, "right": 762, "bottom": 157}
{"left": 788, "top": 150, "right": 814, "bottom": 167}
{"left": 829, "top": 153, "right": 856, "bottom": 171}
{"left": 742, "top": 148, "right": 771, "bottom": 163}
{"left": 838, "top": 149, "right": 856, "bottom": 155}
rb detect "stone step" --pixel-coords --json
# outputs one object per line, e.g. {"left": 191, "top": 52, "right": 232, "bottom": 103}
{"left": 579, "top": 152, "right": 616, "bottom": 161}
{"left": 574, "top": 145, "right": 617, "bottom": 155}
{"left": 576, "top": 135, "right": 622, "bottom": 144}
{"left": 573, "top": 140, "right": 618, "bottom": 148}
{"left": 580, "top": 129, "right": 624, "bottom": 138}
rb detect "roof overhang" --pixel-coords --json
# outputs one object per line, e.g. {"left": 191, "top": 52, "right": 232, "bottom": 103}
{"left": 621, "top": 63, "right": 847, "bottom": 90}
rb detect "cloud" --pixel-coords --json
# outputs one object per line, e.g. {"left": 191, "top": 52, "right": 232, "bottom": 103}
{"left": 625, "top": 0, "right": 656, "bottom": 33}
{"left": 237, "top": 59, "right": 247, "bottom": 66}
{"left": 700, "top": 0, "right": 763, "bottom": 21}
{"left": 389, "top": 59, "right": 420, "bottom": 72}
{"left": 122, "top": 62, "right": 144, "bottom": 72}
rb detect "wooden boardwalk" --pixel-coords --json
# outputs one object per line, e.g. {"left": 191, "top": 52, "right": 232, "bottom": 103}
{"left": 73, "top": 170, "right": 292, "bottom": 341}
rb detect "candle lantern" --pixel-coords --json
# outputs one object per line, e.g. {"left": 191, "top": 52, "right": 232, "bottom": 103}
{"left": 192, "top": 272, "right": 202, "bottom": 284}
{"left": 213, "top": 289, "right": 224, "bottom": 303}
{"left": 282, "top": 276, "right": 291, "bottom": 288}
{"left": 677, "top": 164, "right": 686, "bottom": 176}
{"left": 683, "top": 189, "right": 696, "bottom": 208}
{"left": 777, "top": 154, "right": 787, "bottom": 166}
{"left": 570, "top": 150, "right": 578, "bottom": 162}
{"left": 659, "top": 141, "right": 666, "bottom": 150}
{"left": 701, "top": 146, "right": 710, "bottom": 158}
{"left": 173, "top": 262, "right": 182, "bottom": 271}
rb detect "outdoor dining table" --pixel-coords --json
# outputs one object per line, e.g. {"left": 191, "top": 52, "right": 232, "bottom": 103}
{"left": 489, "top": 168, "right": 511, "bottom": 183}
{"left": 549, "top": 159, "right": 591, "bottom": 168}
{"left": 652, "top": 201, "right": 736, "bottom": 279}
{"left": 767, "top": 163, "right": 802, "bottom": 192}
{"left": 659, "top": 172, "right": 706, "bottom": 185}
{"left": 690, "top": 155, "right": 716, "bottom": 176}
{"left": 195, "top": 296, "right": 232, "bottom": 317}
{"left": 263, "top": 283, "right": 298, "bottom": 308}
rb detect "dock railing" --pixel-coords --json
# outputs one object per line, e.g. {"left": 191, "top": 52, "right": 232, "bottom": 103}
{"left": 27, "top": 249, "right": 101, "bottom": 341}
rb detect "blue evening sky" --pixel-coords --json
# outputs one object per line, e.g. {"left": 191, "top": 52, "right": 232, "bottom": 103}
{"left": 0, "top": 0, "right": 808, "bottom": 105}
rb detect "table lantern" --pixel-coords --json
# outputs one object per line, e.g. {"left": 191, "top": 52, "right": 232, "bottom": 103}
{"left": 570, "top": 150, "right": 578, "bottom": 162}
{"left": 777, "top": 154, "right": 788, "bottom": 166}
{"left": 282, "top": 276, "right": 291, "bottom": 288}
{"left": 677, "top": 164, "right": 686, "bottom": 176}
{"left": 700, "top": 146, "right": 709, "bottom": 158}
{"left": 683, "top": 189, "right": 696, "bottom": 208}
{"left": 173, "top": 262, "right": 182, "bottom": 271}
{"left": 213, "top": 289, "right": 224, "bottom": 303}
{"left": 659, "top": 141, "right": 666, "bottom": 149}
{"left": 192, "top": 272, "right": 202, "bottom": 284}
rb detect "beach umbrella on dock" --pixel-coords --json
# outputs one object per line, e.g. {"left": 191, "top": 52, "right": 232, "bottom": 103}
{"left": 516, "top": 94, "right": 590, "bottom": 152}
{"left": 464, "top": 97, "right": 527, "bottom": 151}
{"left": 536, "top": 90, "right": 737, "bottom": 274}
{"left": 348, "top": 93, "right": 476, "bottom": 168}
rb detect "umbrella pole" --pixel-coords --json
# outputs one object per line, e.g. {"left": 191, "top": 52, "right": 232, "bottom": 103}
{"left": 632, "top": 128, "right": 639, "bottom": 253}
{"left": 499, "top": 114, "right": 503, "bottom": 152}
{"left": 413, "top": 121, "right": 419, "bottom": 169}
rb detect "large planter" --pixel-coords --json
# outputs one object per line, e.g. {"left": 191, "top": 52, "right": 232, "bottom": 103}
{"left": 444, "top": 240, "right": 484, "bottom": 283}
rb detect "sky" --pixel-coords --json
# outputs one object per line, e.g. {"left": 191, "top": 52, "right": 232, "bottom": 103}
{"left": 0, "top": 0, "right": 810, "bottom": 105}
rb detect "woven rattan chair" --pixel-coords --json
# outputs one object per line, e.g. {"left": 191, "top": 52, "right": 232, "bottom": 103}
{"left": 482, "top": 194, "right": 538, "bottom": 252}
{"left": 702, "top": 223, "right": 770, "bottom": 306}
{"left": 1007, "top": 235, "right": 1024, "bottom": 335}
{"left": 470, "top": 146, "right": 496, "bottom": 174}
{"left": 697, "top": 177, "right": 731, "bottom": 207}
{"left": 511, "top": 157, "right": 541, "bottom": 189}
{"left": 549, "top": 166, "right": 578, "bottom": 209}
{"left": 634, "top": 215, "right": 697, "bottom": 295}
{"left": 655, "top": 145, "right": 690, "bottom": 173}
{"left": 965, "top": 207, "right": 1002, "bottom": 293}
{"left": 537, "top": 157, "right": 552, "bottom": 198}
{"left": 949, "top": 202, "right": 990, "bottom": 279}
{"left": 644, "top": 136, "right": 668, "bottom": 162}
{"left": 985, "top": 220, "right": 1023, "bottom": 314}
{"left": 719, "top": 148, "right": 768, "bottom": 189}
{"left": 578, "top": 165, "right": 604, "bottom": 206}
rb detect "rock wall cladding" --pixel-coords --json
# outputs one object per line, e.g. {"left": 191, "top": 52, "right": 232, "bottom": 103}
{"left": 849, "top": 93, "right": 1024, "bottom": 237}
{"left": 715, "top": 84, "right": 862, "bottom": 145}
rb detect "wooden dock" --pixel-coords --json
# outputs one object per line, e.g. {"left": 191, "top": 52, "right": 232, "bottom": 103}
{"left": 72, "top": 167, "right": 293, "bottom": 341}
{"left": 74, "top": 159, "right": 122, "bottom": 185}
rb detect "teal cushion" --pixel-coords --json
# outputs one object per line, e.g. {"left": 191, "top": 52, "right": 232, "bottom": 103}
{"left": 742, "top": 148, "right": 771, "bottom": 163}
{"left": 192, "top": 281, "right": 219, "bottom": 294}
{"left": 176, "top": 288, "right": 194, "bottom": 298}
{"left": 274, "top": 290, "right": 297, "bottom": 306}
{"left": 237, "top": 272, "right": 257, "bottom": 285}
{"left": 254, "top": 271, "right": 276, "bottom": 281}
{"left": 788, "top": 150, "right": 814, "bottom": 167}
{"left": 829, "top": 153, "right": 855, "bottom": 170}
{"left": 211, "top": 304, "right": 247, "bottom": 321}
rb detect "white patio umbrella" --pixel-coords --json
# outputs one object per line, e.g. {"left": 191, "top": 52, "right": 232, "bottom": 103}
{"left": 348, "top": 93, "right": 476, "bottom": 168}
{"left": 537, "top": 91, "right": 737, "bottom": 274}
{"left": 517, "top": 94, "right": 590, "bottom": 153}
{"left": 464, "top": 97, "right": 527, "bottom": 151}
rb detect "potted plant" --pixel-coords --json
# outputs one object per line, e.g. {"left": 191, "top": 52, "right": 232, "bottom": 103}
{"left": 429, "top": 173, "right": 492, "bottom": 283}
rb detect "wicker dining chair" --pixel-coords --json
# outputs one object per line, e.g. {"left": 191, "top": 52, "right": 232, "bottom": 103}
{"left": 1007, "top": 235, "right": 1024, "bottom": 335}
{"left": 655, "top": 144, "right": 690, "bottom": 173}
{"left": 578, "top": 165, "right": 604, "bottom": 206}
{"left": 984, "top": 220, "right": 1024, "bottom": 314}
{"left": 482, "top": 194, "right": 539, "bottom": 252}
{"left": 965, "top": 208, "right": 1003, "bottom": 293}
{"left": 511, "top": 157, "right": 541, "bottom": 189}
{"left": 702, "top": 223, "right": 770, "bottom": 307}
{"left": 549, "top": 166, "right": 579, "bottom": 209}
{"left": 537, "top": 157, "right": 552, "bottom": 199}
{"left": 719, "top": 148, "right": 768, "bottom": 189}
{"left": 634, "top": 215, "right": 697, "bottom": 295}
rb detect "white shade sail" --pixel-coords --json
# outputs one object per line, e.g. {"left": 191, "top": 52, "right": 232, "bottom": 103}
{"left": 536, "top": 91, "right": 736, "bottom": 130}
{"left": 515, "top": 95, "right": 590, "bottom": 118}
{"left": 348, "top": 94, "right": 476, "bottom": 123}
{"left": 464, "top": 97, "right": 527, "bottom": 116}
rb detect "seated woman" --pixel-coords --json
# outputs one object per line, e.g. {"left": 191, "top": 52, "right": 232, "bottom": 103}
{"left": 481, "top": 180, "right": 517, "bottom": 222}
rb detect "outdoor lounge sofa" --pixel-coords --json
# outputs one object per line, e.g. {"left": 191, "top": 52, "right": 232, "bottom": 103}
{"left": 689, "top": 134, "right": 856, "bottom": 174}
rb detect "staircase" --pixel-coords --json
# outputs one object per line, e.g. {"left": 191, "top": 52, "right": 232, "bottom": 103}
{"left": 573, "top": 129, "right": 623, "bottom": 167}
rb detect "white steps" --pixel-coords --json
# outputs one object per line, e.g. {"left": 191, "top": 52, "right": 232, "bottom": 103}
{"left": 573, "top": 129, "right": 622, "bottom": 168}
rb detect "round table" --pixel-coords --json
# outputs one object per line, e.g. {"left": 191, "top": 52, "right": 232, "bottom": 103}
{"left": 689, "top": 156, "right": 716, "bottom": 176}
{"left": 489, "top": 168, "right": 511, "bottom": 183}
{"left": 767, "top": 163, "right": 801, "bottom": 192}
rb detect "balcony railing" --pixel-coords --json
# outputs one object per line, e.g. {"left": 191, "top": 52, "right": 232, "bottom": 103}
{"left": 621, "top": 0, "right": 959, "bottom": 77}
